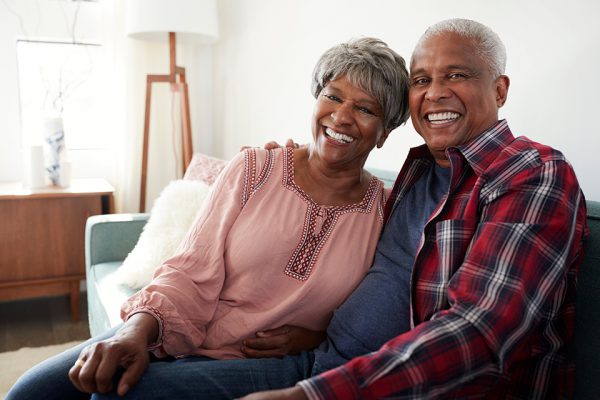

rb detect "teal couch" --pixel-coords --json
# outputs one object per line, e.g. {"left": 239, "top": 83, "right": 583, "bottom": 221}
{"left": 84, "top": 197, "right": 600, "bottom": 398}
{"left": 574, "top": 200, "right": 600, "bottom": 399}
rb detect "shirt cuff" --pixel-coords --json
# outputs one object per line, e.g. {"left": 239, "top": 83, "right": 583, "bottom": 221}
{"left": 125, "top": 308, "right": 166, "bottom": 356}
{"left": 297, "top": 379, "right": 322, "bottom": 400}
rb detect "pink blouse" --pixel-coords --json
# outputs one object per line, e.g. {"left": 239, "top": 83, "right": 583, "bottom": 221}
{"left": 122, "top": 147, "right": 387, "bottom": 359}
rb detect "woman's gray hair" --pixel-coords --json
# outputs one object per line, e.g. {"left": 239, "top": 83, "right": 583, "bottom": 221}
{"left": 311, "top": 37, "right": 410, "bottom": 131}
{"left": 416, "top": 18, "right": 507, "bottom": 78}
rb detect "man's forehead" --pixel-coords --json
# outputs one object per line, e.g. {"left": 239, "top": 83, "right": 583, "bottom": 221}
{"left": 410, "top": 33, "right": 480, "bottom": 71}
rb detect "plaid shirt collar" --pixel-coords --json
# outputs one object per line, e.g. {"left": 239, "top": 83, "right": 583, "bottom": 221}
{"left": 385, "top": 119, "right": 513, "bottom": 223}
{"left": 406, "top": 119, "right": 513, "bottom": 176}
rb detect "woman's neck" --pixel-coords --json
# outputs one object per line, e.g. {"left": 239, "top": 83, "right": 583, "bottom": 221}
{"left": 292, "top": 147, "right": 371, "bottom": 206}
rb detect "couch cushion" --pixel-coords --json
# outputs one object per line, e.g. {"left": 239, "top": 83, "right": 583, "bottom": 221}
{"left": 113, "top": 180, "right": 213, "bottom": 289}
{"left": 92, "top": 261, "right": 137, "bottom": 329}
{"left": 183, "top": 152, "right": 227, "bottom": 185}
{"left": 574, "top": 200, "right": 600, "bottom": 399}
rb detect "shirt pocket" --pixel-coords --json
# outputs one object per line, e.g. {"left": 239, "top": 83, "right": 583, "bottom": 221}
{"left": 431, "top": 219, "right": 477, "bottom": 305}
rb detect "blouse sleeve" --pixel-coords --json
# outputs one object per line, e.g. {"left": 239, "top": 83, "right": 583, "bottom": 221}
{"left": 120, "top": 149, "right": 253, "bottom": 357}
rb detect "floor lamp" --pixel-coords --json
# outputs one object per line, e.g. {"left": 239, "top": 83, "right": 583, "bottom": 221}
{"left": 126, "top": 0, "right": 219, "bottom": 212}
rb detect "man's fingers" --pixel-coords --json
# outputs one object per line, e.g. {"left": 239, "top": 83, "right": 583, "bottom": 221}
{"left": 264, "top": 141, "right": 282, "bottom": 150}
{"left": 240, "top": 346, "right": 284, "bottom": 359}
{"left": 256, "top": 325, "right": 290, "bottom": 337}
{"left": 284, "top": 139, "right": 298, "bottom": 148}
{"left": 244, "top": 334, "right": 288, "bottom": 350}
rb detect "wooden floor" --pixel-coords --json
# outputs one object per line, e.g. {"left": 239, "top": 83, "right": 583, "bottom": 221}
{"left": 0, "top": 294, "right": 90, "bottom": 353}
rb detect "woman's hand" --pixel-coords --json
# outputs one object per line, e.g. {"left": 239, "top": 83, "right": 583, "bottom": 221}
{"left": 68, "top": 313, "right": 158, "bottom": 396}
{"left": 241, "top": 325, "right": 326, "bottom": 358}
{"left": 239, "top": 386, "right": 308, "bottom": 400}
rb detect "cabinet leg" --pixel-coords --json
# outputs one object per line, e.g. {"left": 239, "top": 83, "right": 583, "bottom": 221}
{"left": 70, "top": 281, "right": 81, "bottom": 322}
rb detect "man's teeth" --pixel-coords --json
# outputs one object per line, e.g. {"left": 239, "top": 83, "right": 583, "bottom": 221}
{"left": 427, "top": 112, "right": 460, "bottom": 124}
{"left": 325, "top": 128, "right": 354, "bottom": 143}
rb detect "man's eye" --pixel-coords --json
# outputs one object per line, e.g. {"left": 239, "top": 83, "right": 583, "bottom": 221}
{"left": 412, "top": 78, "right": 429, "bottom": 86}
{"left": 448, "top": 73, "right": 466, "bottom": 80}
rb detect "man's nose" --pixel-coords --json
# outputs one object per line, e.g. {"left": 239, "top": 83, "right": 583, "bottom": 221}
{"left": 425, "top": 80, "right": 451, "bottom": 102}
{"left": 331, "top": 102, "right": 354, "bottom": 125}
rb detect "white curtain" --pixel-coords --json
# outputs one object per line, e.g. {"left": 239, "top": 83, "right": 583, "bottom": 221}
{"left": 101, "top": 0, "right": 186, "bottom": 213}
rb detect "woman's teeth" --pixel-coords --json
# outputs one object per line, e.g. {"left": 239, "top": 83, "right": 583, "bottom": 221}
{"left": 325, "top": 128, "right": 354, "bottom": 143}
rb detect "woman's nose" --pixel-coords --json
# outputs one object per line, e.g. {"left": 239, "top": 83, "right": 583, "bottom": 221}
{"left": 331, "top": 102, "right": 353, "bottom": 125}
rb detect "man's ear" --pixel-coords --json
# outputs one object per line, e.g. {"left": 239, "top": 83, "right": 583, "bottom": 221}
{"left": 495, "top": 75, "right": 510, "bottom": 108}
{"left": 376, "top": 130, "right": 391, "bottom": 148}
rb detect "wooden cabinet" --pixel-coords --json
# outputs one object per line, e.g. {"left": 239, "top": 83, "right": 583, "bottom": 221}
{"left": 0, "top": 179, "right": 114, "bottom": 321}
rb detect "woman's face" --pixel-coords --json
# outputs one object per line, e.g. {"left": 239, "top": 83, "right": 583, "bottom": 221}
{"left": 311, "top": 76, "right": 389, "bottom": 170}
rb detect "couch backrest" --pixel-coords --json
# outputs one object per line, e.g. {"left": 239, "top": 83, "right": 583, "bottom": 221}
{"left": 574, "top": 200, "right": 600, "bottom": 399}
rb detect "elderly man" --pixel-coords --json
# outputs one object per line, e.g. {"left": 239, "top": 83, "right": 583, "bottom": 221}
{"left": 242, "top": 18, "right": 588, "bottom": 399}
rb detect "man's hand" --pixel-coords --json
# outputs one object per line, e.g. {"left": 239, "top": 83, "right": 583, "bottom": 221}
{"left": 264, "top": 139, "right": 299, "bottom": 150}
{"left": 241, "top": 325, "right": 325, "bottom": 358}
{"left": 240, "top": 139, "right": 300, "bottom": 153}
{"left": 68, "top": 313, "right": 158, "bottom": 396}
{"left": 239, "top": 386, "right": 308, "bottom": 400}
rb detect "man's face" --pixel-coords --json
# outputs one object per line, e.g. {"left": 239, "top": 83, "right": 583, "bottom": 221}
{"left": 409, "top": 32, "right": 509, "bottom": 167}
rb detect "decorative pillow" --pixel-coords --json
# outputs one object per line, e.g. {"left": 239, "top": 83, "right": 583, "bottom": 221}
{"left": 183, "top": 153, "right": 227, "bottom": 185}
{"left": 113, "top": 179, "right": 213, "bottom": 289}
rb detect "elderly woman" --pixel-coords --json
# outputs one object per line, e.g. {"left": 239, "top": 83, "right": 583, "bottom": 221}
{"left": 7, "top": 37, "right": 409, "bottom": 400}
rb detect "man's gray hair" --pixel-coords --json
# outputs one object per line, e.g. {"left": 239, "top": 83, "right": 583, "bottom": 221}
{"left": 416, "top": 18, "right": 507, "bottom": 78}
{"left": 311, "top": 37, "right": 410, "bottom": 131}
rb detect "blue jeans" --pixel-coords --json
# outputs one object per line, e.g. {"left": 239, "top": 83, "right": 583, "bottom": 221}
{"left": 6, "top": 326, "right": 314, "bottom": 400}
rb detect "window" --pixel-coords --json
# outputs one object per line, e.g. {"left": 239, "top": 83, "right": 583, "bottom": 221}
{"left": 16, "top": 39, "right": 105, "bottom": 149}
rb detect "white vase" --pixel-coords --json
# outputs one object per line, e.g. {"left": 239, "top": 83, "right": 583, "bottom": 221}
{"left": 27, "top": 144, "right": 46, "bottom": 188}
{"left": 43, "top": 117, "right": 66, "bottom": 186}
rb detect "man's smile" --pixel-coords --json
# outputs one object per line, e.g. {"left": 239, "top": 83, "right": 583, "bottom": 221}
{"left": 426, "top": 112, "right": 461, "bottom": 125}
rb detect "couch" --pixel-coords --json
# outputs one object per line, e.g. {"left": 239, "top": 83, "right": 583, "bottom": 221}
{"left": 84, "top": 185, "right": 599, "bottom": 398}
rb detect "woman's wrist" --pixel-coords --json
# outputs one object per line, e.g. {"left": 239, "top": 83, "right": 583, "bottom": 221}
{"left": 118, "top": 312, "right": 160, "bottom": 346}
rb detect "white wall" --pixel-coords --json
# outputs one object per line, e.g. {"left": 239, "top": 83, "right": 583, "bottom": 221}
{"left": 1, "top": 1, "right": 598, "bottom": 206}
{"left": 212, "top": 0, "right": 600, "bottom": 200}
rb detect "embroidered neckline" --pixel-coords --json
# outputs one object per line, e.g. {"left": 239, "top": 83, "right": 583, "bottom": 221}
{"left": 281, "top": 147, "right": 381, "bottom": 215}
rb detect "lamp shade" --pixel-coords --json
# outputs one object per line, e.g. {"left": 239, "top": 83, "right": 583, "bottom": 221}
{"left": 126, "top": 0, "right": 218, "bottom": 44}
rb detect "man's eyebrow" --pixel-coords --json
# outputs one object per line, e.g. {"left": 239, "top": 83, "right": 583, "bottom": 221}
{"left": 445, "top": 64, "right": 477, "bottom": 72}
{"left": 409, "top": 67, "right": 427, "bottom": 76}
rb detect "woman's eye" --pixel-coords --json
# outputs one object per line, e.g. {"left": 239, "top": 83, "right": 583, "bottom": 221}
{"left": 357, "top": 107, "right": 374, "bottom": 115}
{"left": 324, "top": 94, "right": 341, "bottom": 102}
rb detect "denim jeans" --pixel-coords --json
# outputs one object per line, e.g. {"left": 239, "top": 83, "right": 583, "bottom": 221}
{"left": 6, "top": 326, "right": 314, "bottom": 400}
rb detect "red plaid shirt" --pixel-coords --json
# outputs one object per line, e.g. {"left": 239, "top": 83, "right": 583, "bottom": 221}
{"left": 299, "top": 120, "right": 588, "bottom": 399}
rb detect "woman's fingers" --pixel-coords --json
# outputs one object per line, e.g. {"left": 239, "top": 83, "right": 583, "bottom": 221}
{"left": 117, "top": 353, "right": 149, "bottom": 396}
{"left": 69, "top": 343, "right": 105, "bottom": 393}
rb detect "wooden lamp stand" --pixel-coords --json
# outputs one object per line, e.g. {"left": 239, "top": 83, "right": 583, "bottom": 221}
{"left": 139, "top": 32, "right": 193, "bottom": 212}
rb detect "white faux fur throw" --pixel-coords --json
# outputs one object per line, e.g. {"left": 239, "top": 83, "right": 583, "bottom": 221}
{"left": 114, "top": 179, "right": 212, "bottom": 289}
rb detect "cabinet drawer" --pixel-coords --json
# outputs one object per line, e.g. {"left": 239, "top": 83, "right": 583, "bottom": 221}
{"left": 0, "top": 196, "right": 102, "bottom": 282}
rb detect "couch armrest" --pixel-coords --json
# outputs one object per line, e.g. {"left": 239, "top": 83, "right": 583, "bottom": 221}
{"left": 85, "top": 213, "right": 149, "bottom": 271}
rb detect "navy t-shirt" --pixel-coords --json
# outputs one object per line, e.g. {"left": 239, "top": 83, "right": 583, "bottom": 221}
{"left": 312, "top": 163, "right": 450, "bottom": 374}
